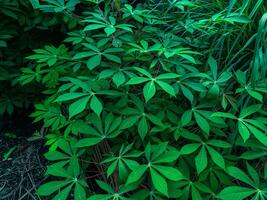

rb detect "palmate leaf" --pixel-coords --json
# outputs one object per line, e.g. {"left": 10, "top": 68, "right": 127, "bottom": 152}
{"left": 103, "top": 144, "right": 142, "bottom": 179}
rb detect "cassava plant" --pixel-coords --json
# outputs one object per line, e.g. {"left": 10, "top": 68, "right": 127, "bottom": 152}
{"left": 11, "top": 0, "right": 267, "bottom": 199}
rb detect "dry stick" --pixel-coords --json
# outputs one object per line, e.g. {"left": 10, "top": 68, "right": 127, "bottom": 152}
{"left": 20, "top": 187, "right": 38, "bottom": 200}
{"left": 104, "top": 140, "right": 118, "bottom": 192}
{"left": 27, "top": 170, "right": 42, "bottom": 200}
{"left": 92, "top": 144, "right": 108, "bottom": 182}
{"left": 101, "top": 141, "right": 116, "bottom": 190}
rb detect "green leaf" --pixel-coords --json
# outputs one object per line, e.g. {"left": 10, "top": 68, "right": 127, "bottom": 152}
{"left": 52, "top": 184, "right": 72, "bottom": 200}
{"left": 76, "top": 138, "right": 102, "bottom": 147}
{"left": 181, "top": 85, "right": 193, "bottom": 102}
{"left": 153, "top": 165, "right": 183, "bottom": 181}
{"left": 239, "top": 104, "right": 261, "bottom": 118}
{"left": 56, "top": 93, "right": 88, "bottom": 102}
{"left": 0, "top": 40, "right": 7, "bottom": 47}
{"left": 238, "top": 121, "right": 250, "bottom": 142}
{"left": 156, "top": 73, "right": 180, "bottom": 79}
{"left": 69, "top": 96, "right": 90, "bottom": 118}
{"left": 207, "top": 146, "right": 225, "bottom": 169}
{"left": 195, "top": 146, "right": 207, "bottom": 175}
{"left": 126, "top": 165, "right": 147, "bottom": 184}
{"left": 217, "top": 186, "right": 255, "bottom": 200}
{"left": 194, "top": 112, "right": 210, "bottom": 134}
{"left": 104, "top": 27, "right": 116, "bottom": 36}
{"left": 90, "top": 95, "right": 103, "bottom": 116}
{"left": 113, "top": 71, "right": 126, "bottom": 87}
{"left": 211, "top": 112, "right": 236, "bottom": 119}
{"left": 138, "top": 116, "right": 148, "bottom": 140}
{"left": 46, "top": 165, "right": 71, "bottom": 178}
{"left": 96, "top": 180, "right": 114, "bottom": 193}
{"left": 120, "top": 116, "right": 138, "bottom": 129}
{"left": 98, "top": 70, "right": 115, "bottom": 79}
{"left": 192, "top": 186, "right": 202, "bottom": 200}
{"left": 73, "top": 52, "right": 95, "bottom": 59}
{"left": 74, "top": 184, "right": 86, "bottom": 200}
{"left": 37, "top": 181, "right": 70, "bottom": 196}
{"left": 84, "top": 24, "right": 105, "bottom": 31}
{"left": 247, "top": 89, "right": 263, "bottom": 102}
{"left": 225, "top": 16, "right": 251, "bottom": 24}
{"left": 153, "top": 150, "right": 180, "bottom": 163}
{"left": 3, "top": 146, "right": 16, "bottom": 161}
{"left": 150, "top": 168, "right": 168, "bottom": 197}
{"left": 226, "top": 166, "right": 254, "bottom": 186}
{"left": 103, "top": 54, "right": 121, "bottom": 63}
{"left": 70, "top": 156, "right": 80, "bottom": 177}
{"left": 246, "top": 123, "right": 267, "bottom": 147}
{"left": 87, "top": 195, "right": 110, "bottom": 200}
{"left": 143, "top": 81, "right": 156, "bottom": 102}
{"left": 134, "top": 67, "right": 152, "bottom": 78}
{"left": 107, "top": 160, "right": 117, "bottom": 176}
{"left": 181, "top": 110, "right": 192, "bottom": 126}
{"left": 180, "top": 143, "right": 200, "bottom": 154}
{"left": 208, "top": 56, "right": 217, "bottom": 79}
{"left": 127, "top": 77, "right": 150, "bottom": 85}
{"left": 87, "top": 55, "right": 101, "bottom": 70}
{"left": 156, "top": 80, "right": 175, "bottom": 96}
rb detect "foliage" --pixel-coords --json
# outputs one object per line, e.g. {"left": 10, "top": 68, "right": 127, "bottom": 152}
{"left": 1, "top": 0, "right": 267, "bottom": 199}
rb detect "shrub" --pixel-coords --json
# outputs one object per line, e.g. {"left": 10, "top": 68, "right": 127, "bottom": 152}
{"left": 3, "top": 0, "right": 267, "bottom": 199}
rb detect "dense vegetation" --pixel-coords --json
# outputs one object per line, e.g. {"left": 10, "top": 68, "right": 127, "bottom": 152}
{"left": 1, "top": 0, "right": 267, "bottom": 199}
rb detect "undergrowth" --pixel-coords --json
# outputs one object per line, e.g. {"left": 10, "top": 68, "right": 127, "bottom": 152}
{"left": 1, "top": 0, "right": 267, "bottom": 199}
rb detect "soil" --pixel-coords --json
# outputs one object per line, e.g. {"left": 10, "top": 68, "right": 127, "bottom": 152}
{"left": 0, "top": 110, "right": 48, "bottom": 200}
